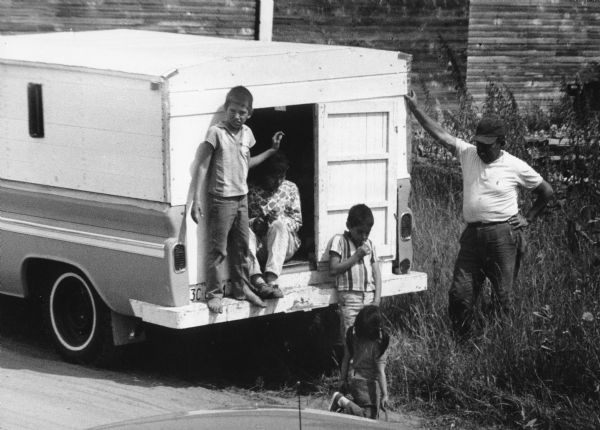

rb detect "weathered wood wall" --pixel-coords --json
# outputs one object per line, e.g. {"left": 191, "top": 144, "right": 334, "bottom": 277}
{"left": 0, "top": 1, "right": 469, "bottom": 111}
{"left": 273, "top": 0, "right": 470, "bottom": 109}
{"left": 0, "top": 0, "right": 257, "bottom": 39}
{"left": 3, "top": 1, "right": 599, "bottom": 112}
{"left": 467, "top": 0, "right": 600, "bottom": 110}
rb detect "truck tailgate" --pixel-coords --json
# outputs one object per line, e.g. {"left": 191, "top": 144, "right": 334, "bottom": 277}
{"left": 130, "top": 271, "right": 427, "bottom": 329}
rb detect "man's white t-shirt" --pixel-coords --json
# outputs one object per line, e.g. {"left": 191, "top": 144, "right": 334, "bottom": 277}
{"left": 455, "top": 138, "right": 543, "bottom": 223}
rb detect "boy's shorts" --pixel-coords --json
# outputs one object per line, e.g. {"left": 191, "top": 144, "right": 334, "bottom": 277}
{"left": 337, "top": 290, "right": 375, "bottom": 335}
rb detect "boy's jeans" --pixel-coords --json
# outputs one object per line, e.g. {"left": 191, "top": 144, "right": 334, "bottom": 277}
{"left": 448, "top": 222, "right": 522, "bottom": 336}
{"left": 205, "top": 194, "right": 250, "bottom": 300}
{"left": 248, "top": 219, "right": 298, "bottom": 278}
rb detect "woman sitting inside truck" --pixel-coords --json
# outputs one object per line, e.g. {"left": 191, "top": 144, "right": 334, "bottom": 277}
{"left": 247, "top": 152, "right": 302, "bottom": 299}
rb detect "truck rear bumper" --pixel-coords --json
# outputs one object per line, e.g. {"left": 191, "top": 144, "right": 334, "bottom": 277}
{"left": 130, "top": 270, "right": 427, "bottom": 329}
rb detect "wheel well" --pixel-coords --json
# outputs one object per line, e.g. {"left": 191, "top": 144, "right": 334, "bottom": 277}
{"left": 24, "top": 259, "right": 88, "bottom": 301}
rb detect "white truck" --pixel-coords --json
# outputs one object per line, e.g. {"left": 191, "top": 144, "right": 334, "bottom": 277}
{"left": 0, "top": 29, "right": 427, "bottom": 364}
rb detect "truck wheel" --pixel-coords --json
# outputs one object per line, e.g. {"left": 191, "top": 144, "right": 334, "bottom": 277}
{"left": 47, "top": 272, "right": 116, "bottom": 366}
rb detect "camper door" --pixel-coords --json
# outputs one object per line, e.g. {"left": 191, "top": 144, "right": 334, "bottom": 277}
{"left": 316, "top": 99, "right": 399, "bottom": 263}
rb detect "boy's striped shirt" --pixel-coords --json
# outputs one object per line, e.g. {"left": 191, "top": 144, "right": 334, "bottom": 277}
{"left": 328, "top": 231, "right": 377, "bottom": 291}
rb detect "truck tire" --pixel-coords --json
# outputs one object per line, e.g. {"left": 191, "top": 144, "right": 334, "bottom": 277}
{"left": 46, "top": 272, "right": 118, "bottom": 366}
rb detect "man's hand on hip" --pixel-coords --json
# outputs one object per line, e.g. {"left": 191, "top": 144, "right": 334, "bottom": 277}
{"left": 508, "top": 213, "right": 529, "bottom": 230}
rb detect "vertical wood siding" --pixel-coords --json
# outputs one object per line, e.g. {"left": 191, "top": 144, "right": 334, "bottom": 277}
{"left": 467, "top": 0, "right": 600, "bottom": 110}
{"left": 0, "top": 0, "right": 257, "bottom": 39}
{"left": 273, "top": 0, "right": 469, "bottom": 109}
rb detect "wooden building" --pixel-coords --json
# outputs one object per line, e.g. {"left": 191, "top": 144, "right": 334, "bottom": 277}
{"left": 1, "top": 1, "right": 598, "bottom": 111}
{"left": 467, "top": 0, "right": 600, "bottom": 110}
{"left": 0, "top": 0, "right": 469, "bottom": 110}
{"left": 0, "top": 1, "right": 260, "bottom": 39}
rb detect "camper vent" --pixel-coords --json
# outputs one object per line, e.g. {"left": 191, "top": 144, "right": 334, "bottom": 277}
{"left": 27, "top": 83, "right": 44, "bottom": 138}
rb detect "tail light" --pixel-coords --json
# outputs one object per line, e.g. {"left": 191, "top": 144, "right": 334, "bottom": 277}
{"left": 400, "top": 213, "right": 412, "bottom": 240}
{"left": 173, "top": 243, "right": 186, "bottom": 272}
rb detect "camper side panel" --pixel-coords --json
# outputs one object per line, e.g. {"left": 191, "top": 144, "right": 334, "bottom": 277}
{"left": 169, "top": 113, "right": 216, "bottom": 285}
{"left": 0, "top": 65, "right": 166, "bottom": 201}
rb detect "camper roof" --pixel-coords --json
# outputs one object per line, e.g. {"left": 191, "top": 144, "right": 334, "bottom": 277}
{"left": 0, "top": 29, "right": 409, "bottom": 79}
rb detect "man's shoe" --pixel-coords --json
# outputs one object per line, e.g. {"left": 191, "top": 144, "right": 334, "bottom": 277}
{"left": 328, "top": 391, "right": 344, "bottom": 412}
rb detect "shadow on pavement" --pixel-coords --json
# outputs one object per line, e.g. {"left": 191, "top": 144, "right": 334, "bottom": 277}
{"left": 0, "top": 294, "right": 342, "bottom": 391}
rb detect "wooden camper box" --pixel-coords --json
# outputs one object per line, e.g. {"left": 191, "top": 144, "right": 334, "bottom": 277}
{"left": 0, "top": 29, "right": 426, "bottom": 362}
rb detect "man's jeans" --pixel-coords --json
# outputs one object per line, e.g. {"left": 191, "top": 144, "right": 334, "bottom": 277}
{"left": 248, "top": 219, "right": 298, "bottom": 278}
{"left": 448, "top": 222, "right": 522, "bottom": 336}
{"left": 205, "top": 194, "right": 250, "bottom": 300}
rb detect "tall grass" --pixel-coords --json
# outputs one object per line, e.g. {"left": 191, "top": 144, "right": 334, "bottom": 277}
{"left": 382, "top": 65, "right": 600, "bottom": 428}
{"left": 384, "top": 163, "right": 600, "bottom": 428}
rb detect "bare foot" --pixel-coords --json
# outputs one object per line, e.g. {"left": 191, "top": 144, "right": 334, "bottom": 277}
{"left": 207, "top": 297, "right": 223, "bottom": 313}
{"left": 242, "top": 284, "right": 266, "bottom": 308}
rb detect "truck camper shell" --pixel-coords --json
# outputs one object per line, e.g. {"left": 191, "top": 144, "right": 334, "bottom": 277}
{"left": 0, "top": 29, "right": 426, "bottom": 362}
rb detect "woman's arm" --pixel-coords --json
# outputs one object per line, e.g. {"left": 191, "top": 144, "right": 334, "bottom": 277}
{"left": 249, "top": 131, "right": 284, "bottom": 168}
{"left": 284, "top": 183, "right": 303, "bottom": 232}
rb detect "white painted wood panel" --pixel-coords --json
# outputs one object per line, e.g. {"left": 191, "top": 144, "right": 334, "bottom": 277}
{"left": 2, "top": 118, "right": 162, "bottom": 158}
{"left": 0, "top": 136, "right": 161, "bottom": 180}
{"left": 1, "top": 70, "right": 162, "bottom": 135}
{"left": 327, "top": 160, "right": 389, "bottom": 205}
{"left": 169, "top": 49, "right": 406, "bottom": 92}
{"left": 168, "top": 74, "right": 408, "bottom": 117}
{"left": 327, "top": 112, "right": 388, "bottom": 156}
{"left": 1, "top": 65, "right": 154, "bottom": 89}
{"left": 0, "top": 158, "right": 159, "bottom": 199}
{"left": 317, "top": 99, "right": 399, "bottom": 260}
{"left": 0, "top": 66, "right": 166, "bottom": 200}
{"left": 1, "top": 30, "right": 410, "bottom": 86}
{"left": 397, "top": 98, "right": 410, "bottom": 179}
{"left": 168, "top": 114, "right": 220, "bottom": 206}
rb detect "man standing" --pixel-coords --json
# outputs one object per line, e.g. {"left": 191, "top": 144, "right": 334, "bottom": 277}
{"left": 405, "top": 90, "right": 554, "bottom": 338}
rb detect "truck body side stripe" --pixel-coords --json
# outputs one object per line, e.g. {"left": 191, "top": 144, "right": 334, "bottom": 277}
{"left": 0, "top": 216, "right": 164, "bottom": 258}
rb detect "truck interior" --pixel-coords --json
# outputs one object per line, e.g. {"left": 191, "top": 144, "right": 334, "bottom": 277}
{"left": 246, "top": 104, "right": 316, "bottom": 271}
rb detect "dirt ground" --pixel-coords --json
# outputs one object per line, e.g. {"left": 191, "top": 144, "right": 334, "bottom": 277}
{"left": 0, "top": 296, "right": 423, "bottom": 430}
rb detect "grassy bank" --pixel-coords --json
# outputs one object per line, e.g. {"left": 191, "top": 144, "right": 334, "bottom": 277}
{"left": 380, "top": 159, "right": 600, "bottom": 429}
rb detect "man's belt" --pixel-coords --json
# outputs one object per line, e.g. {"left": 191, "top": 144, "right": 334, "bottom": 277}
{"left": 467, "top": 219, "right": 508, "bottom": 228}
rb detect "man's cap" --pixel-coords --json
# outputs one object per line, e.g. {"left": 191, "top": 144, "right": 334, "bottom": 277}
{"left": 474, "top": 115, "right": 505, "bottom": 145}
